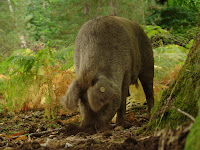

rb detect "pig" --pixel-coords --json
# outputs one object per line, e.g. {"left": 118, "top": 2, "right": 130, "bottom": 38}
{"left": 62, "top": 16, "right": 154, "bottom": 131}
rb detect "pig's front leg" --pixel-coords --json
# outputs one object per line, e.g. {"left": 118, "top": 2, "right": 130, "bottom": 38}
{"left": 79, "top": 100, "right": 96, "bottom": 129}
{"left": 80, "top": 96, "right": 121, "bottom": 131}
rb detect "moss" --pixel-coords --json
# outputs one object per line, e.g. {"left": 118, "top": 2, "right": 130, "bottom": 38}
{"left": 184, "top": 101, "right": 200, "bottom": 150}
{"left": 149, "top": 33, "right": 200, "bottom": 130}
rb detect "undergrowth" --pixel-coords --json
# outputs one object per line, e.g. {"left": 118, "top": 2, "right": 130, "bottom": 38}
{"left": 0, "top": 46, "right": 74, "bottom": 118}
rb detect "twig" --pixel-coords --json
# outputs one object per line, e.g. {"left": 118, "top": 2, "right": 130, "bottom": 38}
{"left": 135, "top": 115, "right": 149, "bottom": 120}
{"left": 150, "top": 105, "right": 171, "bottom": 123}
{"left": 158, "top": 78, "right": 179, "bottom": 128}
{"left": 172, "top": 106, "right": 195, "bottom": 122}
{"left": 165, "top": 80, "right": 174, "bottom": 86}
{"left": 28, "top": 128, "right": 63, "bottom": 140}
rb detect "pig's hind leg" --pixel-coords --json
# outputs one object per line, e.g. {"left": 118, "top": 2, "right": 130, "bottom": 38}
{"left": 139, "top": 71, "right": 154, "bottom": 118}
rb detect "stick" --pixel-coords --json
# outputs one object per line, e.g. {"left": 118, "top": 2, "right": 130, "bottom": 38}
{"left": 172, "top": 106, "right": 195, "bottom": 122}
{"left": 28, "top": 128, "right": 63, "bottom": 140}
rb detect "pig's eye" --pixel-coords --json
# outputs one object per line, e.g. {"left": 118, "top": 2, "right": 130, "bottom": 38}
{"left": 100, "top": 87, "right": 105, "bottom": 93}
{"left": 91, "top": 77, "right": 98, "bottom": 86}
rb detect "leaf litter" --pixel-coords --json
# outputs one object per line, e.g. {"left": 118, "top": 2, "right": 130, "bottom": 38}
{"left": 0, "top": 106, "right": 191, "bottom": 150}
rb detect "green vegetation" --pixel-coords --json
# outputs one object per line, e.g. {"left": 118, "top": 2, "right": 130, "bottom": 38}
{"left": 168, "top": 0, "right": 200, "bottom": 11}
{"left": 147, "top": 6, "right": 198, "bottom": 34}
{"left": 0, "top": 46, "right": 73, "bottom": 117}
{"left": 185, "top": 102, "right": 200, "bottom": 150}
{"left": 1, "top": 0, "right": 199, "bottom": 56}
{"left": 153, "top": 44, "right": 187, "bottom": 80}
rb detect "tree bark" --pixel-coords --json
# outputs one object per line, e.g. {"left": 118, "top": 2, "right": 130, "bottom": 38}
{"left": 184, "top": 33, "right": 200, "bottom": 150}
{"left": 84, "top": 2, "right": 90, "bottom": 16}
{"left": 7, "top": 0, "right": 13, "bottom": 13}
{"left": 110, "top": 0, "right": 117, "bottom": 16}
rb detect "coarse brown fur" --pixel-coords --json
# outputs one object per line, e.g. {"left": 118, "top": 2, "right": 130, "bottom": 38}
{"left": 62, "top": 16, "right": 154, "bottom": 131}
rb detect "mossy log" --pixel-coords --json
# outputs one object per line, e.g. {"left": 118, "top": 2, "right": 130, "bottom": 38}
{"left": 150, "top": 33, "right": 200, "bottom": 130}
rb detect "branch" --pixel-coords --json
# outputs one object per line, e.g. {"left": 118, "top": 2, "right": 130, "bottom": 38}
{"left": 172, "top": 106, "right": 195, "bottom": 122}
{"left": 28, "top": 128, "right": 63, "bottom": 140}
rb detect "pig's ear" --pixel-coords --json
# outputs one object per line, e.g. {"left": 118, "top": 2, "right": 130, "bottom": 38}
{"left": 87, "top": 76, "right": 120, "bottom": 112}
{"left": 61, "top": 80, "right": 80, "bottom": 111}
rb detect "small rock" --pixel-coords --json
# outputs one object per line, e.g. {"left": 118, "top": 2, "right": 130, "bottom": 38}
{"left": 65, "top": 142, "right": 73, "bottom": 148}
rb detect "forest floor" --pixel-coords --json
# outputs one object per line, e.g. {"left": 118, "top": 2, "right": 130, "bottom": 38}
{"left": 0, "top": 104, "right": 191, "bottom": 150}
{"left": 0, "top": 67, "right": 191, "bottom": 150}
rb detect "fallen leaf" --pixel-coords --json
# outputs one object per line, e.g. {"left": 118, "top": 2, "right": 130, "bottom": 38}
{"left": 15, "top": 135, "right": 28, "bottom": 141}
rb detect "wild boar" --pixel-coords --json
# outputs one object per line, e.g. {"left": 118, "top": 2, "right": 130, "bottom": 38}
{"left": 62, "top": 16, "right": 154, "bottom": 130}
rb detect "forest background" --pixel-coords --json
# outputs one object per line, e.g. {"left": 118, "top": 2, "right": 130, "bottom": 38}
{"left": 0, "top": 0, "right": 199, "bottom": 149}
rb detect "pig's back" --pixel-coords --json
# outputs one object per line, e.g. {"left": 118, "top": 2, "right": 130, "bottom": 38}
{"left": 73, "top": 16, "right": 142, "bottom": 89}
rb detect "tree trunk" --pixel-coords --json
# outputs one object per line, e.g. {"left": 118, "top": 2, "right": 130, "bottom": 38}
{"left": 84, "top": 2, "right": 90, "bottom": 16}
{"left": 110, "top": 0, "right": 117, "bottom": 16}
{"left": 7, "top": 0, "right": 13, "bottom": 13}
{"left": 7, "top": 0, "right": 27, "bottom": 49}
{"left": 150, "top": 33, "right": 200, "bottom": 129}
{"left": 147, "top": 32, "right": 200, "bottom": 149}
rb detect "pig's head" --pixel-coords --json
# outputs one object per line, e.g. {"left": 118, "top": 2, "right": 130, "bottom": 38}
{"left": 87, "top": 75, "right": 120, "bottom": 112}
{"left": 62, "top": 75, "right": 120, "bottom": 112}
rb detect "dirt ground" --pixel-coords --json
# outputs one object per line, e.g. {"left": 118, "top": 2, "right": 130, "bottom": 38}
{"left": 0, "top": 105, "right": 190, "bottom": 150}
